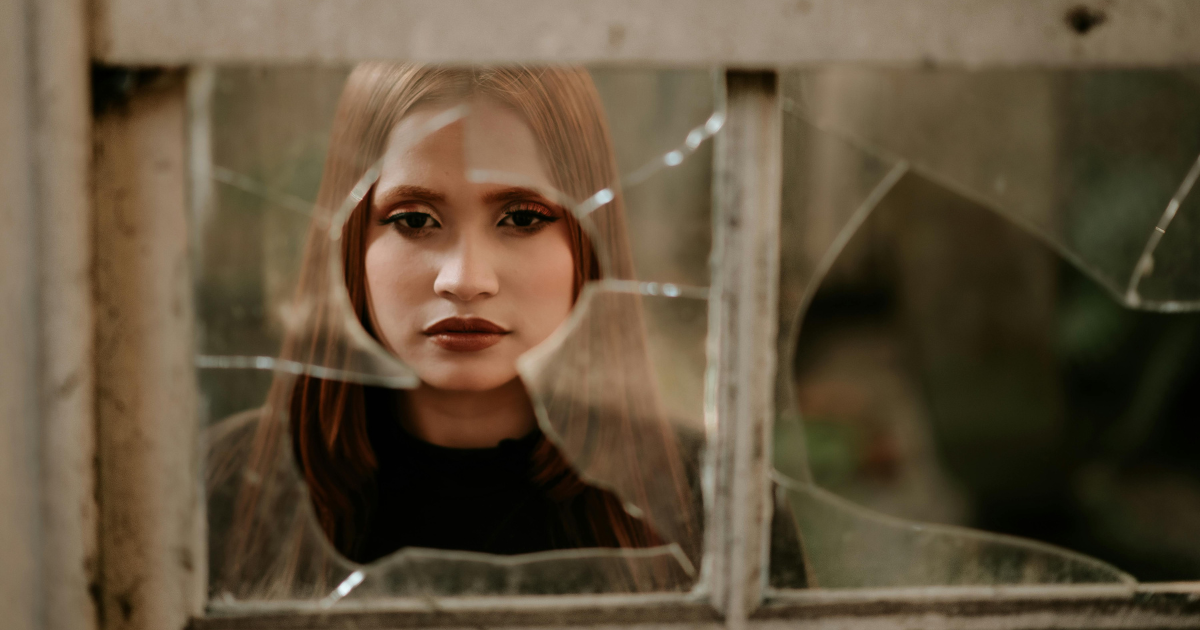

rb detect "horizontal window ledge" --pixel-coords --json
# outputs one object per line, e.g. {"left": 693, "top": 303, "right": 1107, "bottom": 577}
{"left": 758, "top": 583, "right": 1200, "bottom": 627}
{"left": 95, "top": 0, "right": 1200, "bottom": 67}
{"left": 191, "top": 584, "right": 1200, "bottom": 629}
{"left": 194, "top": 593, "right": 719, "bottom": 630}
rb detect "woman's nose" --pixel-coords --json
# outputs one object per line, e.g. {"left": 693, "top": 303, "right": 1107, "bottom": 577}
{"left": 433, "top": 235, "right": 500, "bottom": 302}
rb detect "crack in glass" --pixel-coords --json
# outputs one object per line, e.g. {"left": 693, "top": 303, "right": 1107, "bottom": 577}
{"left": 457, "top": 69, "right": 722, "bottom": 585}
{"left": 1125, "top": 153, "right": 1200, "bottom": 308}
{"left": 212, "top": 165, "right": 315, "bottom": 218}
{"left": 783, "top": 68, "right": 1200, "bottom": 312}
{"left": 770, "top": 68, "right": 1200, "bottom": 589}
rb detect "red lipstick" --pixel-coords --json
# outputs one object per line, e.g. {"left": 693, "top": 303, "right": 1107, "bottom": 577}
{"left": 422, "top": 317, "right": 510, "bottom": 352}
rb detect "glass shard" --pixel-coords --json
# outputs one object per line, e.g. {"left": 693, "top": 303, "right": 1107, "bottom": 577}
{"left": 519, "top": 284, "right": 709, "bottom": 564}
{"left": 778, "top": 477, "right": 1133, "bottom": 588}
{"left": 775, "top": 107, "right": 908, "bottom": 485}
{"left": 1127, "top": 154, "right": 1200, "bottom": 306}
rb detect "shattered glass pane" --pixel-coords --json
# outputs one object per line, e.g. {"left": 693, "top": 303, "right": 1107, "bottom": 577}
{"left": 196, "top": 65, "right": 719, "bottom": 604}
{"left": 519, "top": 286, "right": 709, "bottom": 565}
{"left": 591, "top": 70, "right": 722, "bottom": 288}
{"left": 778, "top": 479, "right": 1129, "bottom": 588}
{"left": 773, "top": 68, "right": 1200, "bottom": 589}
{"left": 1135, "top": 170, "right": 1200, "bottom": 304}
{"left": 197, "top": 67, "right": 415, "bottom": 388}
{"left": 786, "top": 69, "right": 1200, "bottom": 311}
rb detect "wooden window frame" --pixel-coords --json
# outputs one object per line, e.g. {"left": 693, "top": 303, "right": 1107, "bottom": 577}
{"left": 6, "top": 2, "right": 1200, "bottom": 630}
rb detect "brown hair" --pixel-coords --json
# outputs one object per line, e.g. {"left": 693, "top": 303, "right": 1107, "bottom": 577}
{"left": 219, "top": 64, "right": 697, "bottom": 594}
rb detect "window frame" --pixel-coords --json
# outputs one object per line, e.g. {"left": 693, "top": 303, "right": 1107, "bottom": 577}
{"left": 10, "top": 1, "right": 1200, "bottom": 629}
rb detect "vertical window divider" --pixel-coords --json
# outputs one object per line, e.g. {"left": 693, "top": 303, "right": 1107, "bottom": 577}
{"left": 706, "top": 70, "right": 783, "bottom": 628}
{"left": 93, "top": 68, "right": 205, "bottom": 630}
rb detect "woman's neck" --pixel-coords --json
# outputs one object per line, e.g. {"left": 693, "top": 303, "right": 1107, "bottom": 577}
{"left": 399, "top": 378, "right": 537, "bottom": 448}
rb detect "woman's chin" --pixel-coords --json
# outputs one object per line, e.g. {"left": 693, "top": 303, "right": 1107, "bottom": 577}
{"left": 416, "top": 366, "right": 520, "bottom": 393}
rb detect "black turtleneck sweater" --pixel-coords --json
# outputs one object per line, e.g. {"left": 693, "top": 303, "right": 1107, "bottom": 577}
{"left": 354, "top": 391, "right": 645, "bottom": 563}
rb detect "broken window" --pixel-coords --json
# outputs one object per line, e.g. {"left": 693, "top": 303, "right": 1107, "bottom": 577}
{"left": 189, "top": 62, "right": 1200, "bottom": 612}
{"left": 194, "top": 65, "right": 724, "bottom": 604}
{"left": 772, "top": 68, "right": 1200, "bottom": 589}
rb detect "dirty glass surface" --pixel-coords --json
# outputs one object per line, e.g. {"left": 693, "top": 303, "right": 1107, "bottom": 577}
{"left": 773, "top": 68, "right": 1200, "bottom": 589}
{"left": 196, "top": 66, "right": 720, "bottom": 604}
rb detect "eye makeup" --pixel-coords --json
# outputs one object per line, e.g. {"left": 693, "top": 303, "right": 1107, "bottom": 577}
{"left": 381, "top": 211, "right": 441, "bottom": 231}
{"left": 499, "top": 200, "right": 560, "bottom": 232}
{"left": 373, "top": 184, "right": 567, "bottom": 237}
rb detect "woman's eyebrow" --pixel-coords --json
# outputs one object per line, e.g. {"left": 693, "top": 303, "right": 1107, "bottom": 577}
{"left": 375, "top": 184, "right": 446, "bottom": 207}
{"left": 482, "top": 186, "right": 553, "bottom": 205}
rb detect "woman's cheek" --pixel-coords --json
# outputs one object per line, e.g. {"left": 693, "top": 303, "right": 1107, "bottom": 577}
{"left": 521, "top": 234, "right": 577, "bottom": 344}
{"left": 364, "top": 242, "right": 421, "bottom": 354}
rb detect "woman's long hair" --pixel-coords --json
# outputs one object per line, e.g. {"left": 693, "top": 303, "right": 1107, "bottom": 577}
{"left": 215, "top": 64, "right": 698, "bottom": 596}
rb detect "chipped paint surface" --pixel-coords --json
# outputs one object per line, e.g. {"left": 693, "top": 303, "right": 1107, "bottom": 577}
{"left": 95, "top": 73, "right": 205, "bottom": 630}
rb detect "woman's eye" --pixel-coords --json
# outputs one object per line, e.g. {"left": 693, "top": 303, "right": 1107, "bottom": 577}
{"left": 402, "top": 213, "right": 430, "bottom": 228}
{"left": 499, "top": 205, "right": 559, "bottom": 230}
{"left": 507, "top": 211, "right": 540, "bottom": 227}
{"left": 382, "top": 211, "right": 439, "bottom": 231}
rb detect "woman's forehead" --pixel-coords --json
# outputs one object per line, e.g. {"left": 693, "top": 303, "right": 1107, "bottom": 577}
{"left": 376, "top": 98, "right": 555, "bottom": 198}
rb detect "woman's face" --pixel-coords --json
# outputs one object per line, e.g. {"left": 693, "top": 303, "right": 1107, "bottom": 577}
{"left": 364, "top": 98, "right": 576, "bottom": 392}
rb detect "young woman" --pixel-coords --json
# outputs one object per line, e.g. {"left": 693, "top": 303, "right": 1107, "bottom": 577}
{"left": 206, "top": 64, "right": 703, "bottom": 599}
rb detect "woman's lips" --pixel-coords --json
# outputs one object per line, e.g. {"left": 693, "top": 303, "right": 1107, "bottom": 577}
{"left": 422, "top": 317, "right": 510, "bottom": 352}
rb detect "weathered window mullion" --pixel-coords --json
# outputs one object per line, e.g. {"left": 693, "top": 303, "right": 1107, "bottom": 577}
{"left": 706, "top": 70, "right": 783, "bottom": 626}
